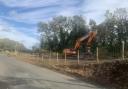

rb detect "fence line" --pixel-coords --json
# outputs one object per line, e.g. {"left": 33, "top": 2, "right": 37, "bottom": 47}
{"left": 14, "top": 41, "right": 128, "bottom": 67}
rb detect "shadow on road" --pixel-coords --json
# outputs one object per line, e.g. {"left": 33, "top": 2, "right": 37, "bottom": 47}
{"left": 0, "top": 76, "right": 97, "bottom": 88}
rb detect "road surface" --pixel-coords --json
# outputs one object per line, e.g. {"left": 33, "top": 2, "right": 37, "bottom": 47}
{"left": 0, "top": 55, "right": 105, "bottom": 89}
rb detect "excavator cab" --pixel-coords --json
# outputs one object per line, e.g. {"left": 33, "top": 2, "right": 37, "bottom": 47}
{"left": 63, "top": 48, "right": 76, "bottom": 56}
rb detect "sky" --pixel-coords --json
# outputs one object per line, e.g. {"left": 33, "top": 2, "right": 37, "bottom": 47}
{"left": 0, "top": 0, "right": 128, "bottom": 49}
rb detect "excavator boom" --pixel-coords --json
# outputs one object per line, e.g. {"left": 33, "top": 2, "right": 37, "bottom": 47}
{"left": 63, "top": 31, "right": 97, "bottom": 56}
{"left": 75, "top": 31, "right": 97, "bottom": 50}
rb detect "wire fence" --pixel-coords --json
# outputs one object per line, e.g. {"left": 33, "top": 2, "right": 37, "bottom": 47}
{"left": 8, "top": 41, "right": 127, "bottom": 67}
{"left": 18, "top": 41, "right": 127, "bottom": 66}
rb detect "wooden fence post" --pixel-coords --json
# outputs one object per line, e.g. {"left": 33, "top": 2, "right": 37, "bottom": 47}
{"left": 122, "top": 41, "right": 125, "bottom": 60}
{"left": 96, "top": 47, "right": 99, "bottom": 63}
{"left": 49, "top": 50, "right": 51, "bottom": 65}
{"left": 65, "top": 53, "right": 67, "bottom": 65}
{"left": 57, "top": 52, "right": 59, "bottom": 64}
{"left": 77, "top": 50, "right": 80, "bottom": 65}
{"left": 42, "top": 55, "right": 44, "bottom": 62}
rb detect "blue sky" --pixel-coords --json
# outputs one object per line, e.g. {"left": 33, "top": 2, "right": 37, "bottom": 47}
{"left": 0, "top": 0, "right": 128, "bottom": 49}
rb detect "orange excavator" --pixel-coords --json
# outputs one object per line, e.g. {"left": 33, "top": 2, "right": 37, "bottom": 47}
{"left": 63, "top": 31, "right": 97, "bottom": 56}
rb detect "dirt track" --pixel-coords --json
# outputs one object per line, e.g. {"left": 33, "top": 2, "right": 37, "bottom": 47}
{"left": 0, "top": 55, "right": 106, "bottom": 89}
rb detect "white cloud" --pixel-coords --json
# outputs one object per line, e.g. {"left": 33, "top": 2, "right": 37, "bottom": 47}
{"left": 0, "top": 0, "right": 82, "bottom": 24}
{"left": 58, "top": 6, "right": 81, "bottom": 16}
{"left": 2, "top": 0, "right": 128, "bottom": 24}
{"left": 0, "top": 0, "right": 79, "bottom": 8}
{"left": 7, "top": 8, "right": 58, "bottom": 24}
{"left": 0, "top": 19, "right": 39, "bottom": 49}
{"left": 0, "top": 0, "right": 59, "bottom": 8}
{"left": 82, "top": 0, "right": 128, "bottom": 23}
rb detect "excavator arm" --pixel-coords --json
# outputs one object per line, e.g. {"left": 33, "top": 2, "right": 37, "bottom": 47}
{"left": 74, "top": 31, "right": 97, "bottom": 50}
{"left": 63, "top": 31, "right": 97, "bottom": 56}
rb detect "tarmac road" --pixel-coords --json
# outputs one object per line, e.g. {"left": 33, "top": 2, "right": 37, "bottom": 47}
{"left": 0, "top": 55, "right": 105, "bottom": 89}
